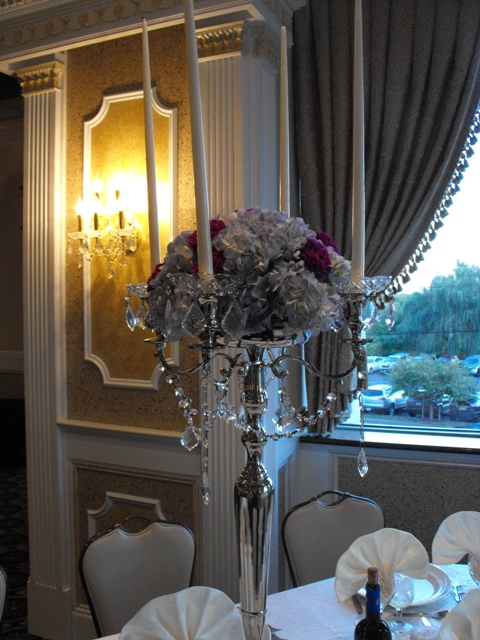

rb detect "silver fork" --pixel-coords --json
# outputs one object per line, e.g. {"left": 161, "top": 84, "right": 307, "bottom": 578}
{"left": 402, "top": 610, "right": 449, "bottom": 620}
{"left": 451, "top": 582, "right": 466, "bottom": 602}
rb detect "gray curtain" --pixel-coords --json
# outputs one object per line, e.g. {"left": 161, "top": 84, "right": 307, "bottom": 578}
{"left": 293, "top": 0, "right": 480, "bottom": 433}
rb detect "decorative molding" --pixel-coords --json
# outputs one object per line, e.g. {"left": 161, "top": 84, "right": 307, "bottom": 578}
{"left": 196, "top": 23, "right": 243, "bottom": 59}
{"left": 15, "top": 60, "right": 64, "bottom": 94}
{"left": 82, "top": 88, "right": 177, "bottom": 389}
{"left": 252, "top": 22, "right": 280, "bottom": 68}
{"left": 0, "top": 350, "right": 24, "bottom": 373}
{"left": 83, "top": 351, "right": 165, "bottom": 390}
{"left": 87, "top": 491, "right": 165, "bottom": 537}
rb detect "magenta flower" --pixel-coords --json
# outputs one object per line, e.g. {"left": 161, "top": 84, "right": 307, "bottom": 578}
{"left": 188, "top": 219, "right": 226, "bottom": 253}
{"left": 315, "top": 231, "right": 339, "bottom": 254}
{"left": 300, "top": 238, "right": 332, "bottom": 281}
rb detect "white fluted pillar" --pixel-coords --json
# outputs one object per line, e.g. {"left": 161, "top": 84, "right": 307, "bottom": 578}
{"left": 197, "top": 23, "right": 290, "bottom": 601}
{"left": 17, "top": 57, "right": 69, "bottom": 638}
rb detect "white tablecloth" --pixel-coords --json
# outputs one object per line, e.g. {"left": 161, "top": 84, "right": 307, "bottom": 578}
{"left": 99, "top": 564, "right": 476, "bottom": 640}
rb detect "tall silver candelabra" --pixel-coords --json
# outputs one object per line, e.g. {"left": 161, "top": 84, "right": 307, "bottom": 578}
{"left": 126, "top": 273, "right": 393, "bottom": 640}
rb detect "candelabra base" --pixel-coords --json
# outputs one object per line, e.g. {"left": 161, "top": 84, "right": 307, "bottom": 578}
{"left": 235, "top": 429, "right": 274, "bottom": 640}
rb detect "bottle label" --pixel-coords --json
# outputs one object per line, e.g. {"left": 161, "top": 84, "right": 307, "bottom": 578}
{"left": 366, "top": 584, "right": 381, "bottom": 614}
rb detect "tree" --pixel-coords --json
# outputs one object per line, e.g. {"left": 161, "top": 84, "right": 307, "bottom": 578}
{"left": 367, "top": 262, "right": 480, "bottom": 359}
{"left": 387, "top": 358, "right": 477, "bottom": 419}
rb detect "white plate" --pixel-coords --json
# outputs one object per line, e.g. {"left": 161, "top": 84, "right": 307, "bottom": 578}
{"left": 406, "top": 564, "right": 451, "bottom": 608}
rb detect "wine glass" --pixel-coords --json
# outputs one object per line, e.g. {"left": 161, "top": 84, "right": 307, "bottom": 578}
{"left": 468, "top": 553, "right": 480, "bottom": 586}
{"left": 389, "top": 573, "right": 414, "bottom": 634}
{"left": 379, "top": 573, "right": 396, "bottom": 612}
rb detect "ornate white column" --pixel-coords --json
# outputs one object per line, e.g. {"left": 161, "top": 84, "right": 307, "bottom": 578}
{"left": 197, "top": 22, "right": 293, "bottom": 601}
{"left": 17, "top": 57, "right": 70, "bottom": 638}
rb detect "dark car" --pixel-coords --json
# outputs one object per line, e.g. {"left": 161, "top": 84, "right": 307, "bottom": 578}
{"left": 437, "top": 355, "right": 459, "bottom": 364}
{"left": 406, "top": 394, "right": 452, "bottom": 417}
{"left": 449, "top": 393, "right": 480, "bottom": 423}
{"left": 462, "top": 355, "right": 480, "bottom": 377}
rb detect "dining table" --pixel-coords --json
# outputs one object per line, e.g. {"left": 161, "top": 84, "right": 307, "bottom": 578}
{"left": 99, "top": 563, "right": 477, "bottom": 640}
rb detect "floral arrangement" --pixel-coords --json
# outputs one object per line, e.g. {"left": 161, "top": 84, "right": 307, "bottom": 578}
{"left": 146, "top": 207, "right": 351, "bottom": 342}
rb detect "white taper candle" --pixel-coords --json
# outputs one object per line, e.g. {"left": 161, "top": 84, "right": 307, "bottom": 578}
{"left": 184, "top": 0, "right": 213, "bottom": 276}
{"left": 351, "top": 0, "right": 365, "bottom": 281}
{"left": 279, "top": 25, "right": 290, "bottom": 215}
{"left": 142, "top": 18, "right": 162, "bottom": 270}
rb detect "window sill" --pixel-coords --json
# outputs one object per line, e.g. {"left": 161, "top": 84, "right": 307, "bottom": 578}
{"left": 300, "top": 425, "right": 480, "bottom": 454}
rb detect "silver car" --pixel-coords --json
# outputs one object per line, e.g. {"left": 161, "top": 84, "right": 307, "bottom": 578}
{"left": 462, "top": 355, "right": 480, "bottom": 377}
{"left": 363, "top": 384, "right": 407, "bottom": 415}
{"left": 366, "top": 356, "right": 387, "bottom": 373}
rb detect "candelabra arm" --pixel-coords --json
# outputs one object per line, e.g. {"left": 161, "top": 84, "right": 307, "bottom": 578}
{"left": 146, "top": 334, "right": 205, "bottom": 377}
{"left": 271, "top": 352, "right": 357, "bottom": 382}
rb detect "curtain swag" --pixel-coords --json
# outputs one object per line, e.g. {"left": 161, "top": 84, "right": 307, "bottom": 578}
{"left": 391, "top": 101, "right": 480, "bottom": 297}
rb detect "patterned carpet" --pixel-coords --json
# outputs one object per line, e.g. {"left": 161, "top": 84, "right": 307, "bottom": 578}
{"left": 0, "top": 465, "right": 42, "bottom": 640}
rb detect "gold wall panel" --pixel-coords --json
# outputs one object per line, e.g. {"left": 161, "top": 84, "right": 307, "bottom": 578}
{"left": 66, "top": 27, "right": 199, "bottom": 429}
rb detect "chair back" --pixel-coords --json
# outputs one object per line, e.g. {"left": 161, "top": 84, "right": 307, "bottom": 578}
{"left": 79, "top": 517, "right": 196, "bottom": 637}
{"left": 282, "top": 490, "right": 384, "bottom": 587}
{"left": 0, "top": 565, "right": 8, "bottom": 638}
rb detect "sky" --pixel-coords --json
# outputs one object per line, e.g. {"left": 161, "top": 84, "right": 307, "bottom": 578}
{"left": 401, "top": 145, "right": 480, "bottom": 294}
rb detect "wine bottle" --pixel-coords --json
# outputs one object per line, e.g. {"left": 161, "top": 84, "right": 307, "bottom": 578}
{"left": 354, "top": 567, "right": 392, "bottom": 639}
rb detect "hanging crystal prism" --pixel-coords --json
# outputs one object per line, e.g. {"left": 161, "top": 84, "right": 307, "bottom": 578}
{"left": 385, "top": 300, "right": 396, "bottom": 330}
{"left": 275, "top": 384, "right": 297, "bottom": 432}
{"left": 362, "top": 300, "right": 381, "bottom": 329}
{"left": 125, "top": 297, "right": 137, "bottom": 331}
{"left": 181, "top": 426, "right": 200, "bottom": 451}
{"left": 357, "top": 389, "right": 369, "bottom": 477}
{"left": 357, "top": 447, "right": 369, "bottom": 477}
{"left": 135, "top": 302, "right": 147, "bottom": 329}
{"left": 181, "top": 300, "right": 205, "bottom": 337}
{"left": 221, "top": 298, "right": 245, "bottom": 339}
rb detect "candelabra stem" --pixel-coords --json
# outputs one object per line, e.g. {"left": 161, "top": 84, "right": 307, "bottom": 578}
{"left": 234, "top": 347, "right": 274, "bottom": 640}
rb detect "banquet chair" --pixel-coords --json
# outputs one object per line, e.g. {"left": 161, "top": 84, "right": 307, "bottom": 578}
{"left": 79, "top": 516, "right": 196, "bottom": 637}
{"left": 0, "top": 565, "right": 8, "bottom": 639}
{"left": 282, "top": 490, "right": 384, "bottom": 587}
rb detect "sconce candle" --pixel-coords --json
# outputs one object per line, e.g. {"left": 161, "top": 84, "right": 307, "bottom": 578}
{"left": 279, "top": 25, "right": 290, "bottom": 215}
{"left": 184, "top": 0, "right": 213, "bottom": 276}
{"left": 75, "top": 197, "right": 84, "bottom": 232}
{"left": 351, "top": 0, "right": 365, "bottom": 282}
{"left": 142, "top": 18, "right": 162, "bottom": 270}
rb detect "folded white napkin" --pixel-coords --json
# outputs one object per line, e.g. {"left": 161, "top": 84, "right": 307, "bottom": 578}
{"left": 334, "top": 528, "right": 430, "bottom": 603}
{"left": 119, "top": 586, "right": 245, "bottom": 640}
{"left": 439, "top": 588, "right": 480, "bottom": 639}
{"left": 432, "top": 511, "right": 480, "bottom": 565}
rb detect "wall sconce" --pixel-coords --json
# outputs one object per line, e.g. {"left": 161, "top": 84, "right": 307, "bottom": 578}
{"left": 68, "top": 174, "right": 141, "bottom": 277}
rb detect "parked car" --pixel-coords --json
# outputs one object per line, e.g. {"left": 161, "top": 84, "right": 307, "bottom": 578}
{"left": 366, "top": 356, "right": 387, "bottom": 373}
{"left": 379, "top": 353, "right": 410, "bottom": 374}
{"left": 461, "top": 355, "right": 480, "bottom": 377}
{"left": 437, "top": 355, "right": 460, "bottom": 364}
{"left": 449, "top": 392, "right": 480, "bottom": 423}
{"left": 414, "top": 354, "right": 436, "bottom": 362}
{"left": 363, "top": 384, "right": 407, "bottom": 415}
{"left": 406, "top": 394, "right": 452, "bottom": 417}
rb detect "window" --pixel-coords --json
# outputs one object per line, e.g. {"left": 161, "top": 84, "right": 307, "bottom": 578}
{"left": 342, "top": 146, "right": 480, "bottom": 439}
